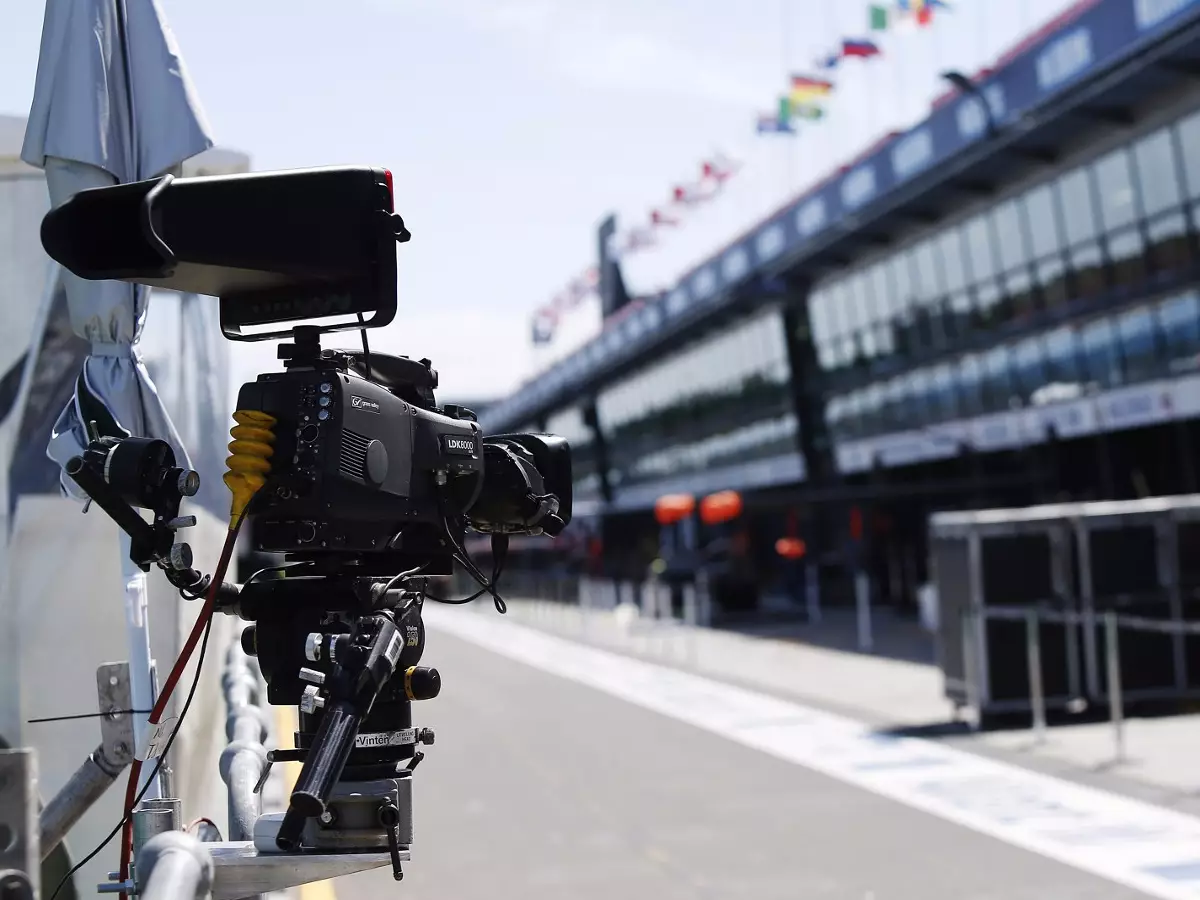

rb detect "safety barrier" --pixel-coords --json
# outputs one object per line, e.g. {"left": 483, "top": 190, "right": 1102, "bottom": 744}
{"left": 962, "top": 606, "right": 1200, "bottom": 759}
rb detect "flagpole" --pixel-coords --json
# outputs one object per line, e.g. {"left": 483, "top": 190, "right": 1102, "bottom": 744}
{"left": 780, "top": 0, "right": 796, "bottom": 194}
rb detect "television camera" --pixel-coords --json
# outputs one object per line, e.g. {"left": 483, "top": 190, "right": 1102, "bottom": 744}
{"left": 41, "top": 165, "right": 571, "bottom": 879}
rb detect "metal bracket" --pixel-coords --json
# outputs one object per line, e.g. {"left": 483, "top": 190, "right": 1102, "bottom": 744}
{"left": 206, "top": 841, "right": 397, "bottom": 899}
{"left": 97, "top": 662, "right": 136, "bottom": 767}
{"left": 0, "top": 750, "right": 38, "bottom": 899}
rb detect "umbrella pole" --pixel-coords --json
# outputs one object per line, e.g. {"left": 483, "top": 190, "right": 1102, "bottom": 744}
{"left": 118, "top": 533, "right": 162, "bottom": 801}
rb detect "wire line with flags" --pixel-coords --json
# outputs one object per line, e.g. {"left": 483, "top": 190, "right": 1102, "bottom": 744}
{"left": 529, "top": 153, "right": 741, "bottom": 346}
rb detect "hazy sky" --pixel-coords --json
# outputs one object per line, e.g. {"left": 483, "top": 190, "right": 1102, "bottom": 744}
{"left": 0, "top": 0, "right": 1068, "bottom": 400}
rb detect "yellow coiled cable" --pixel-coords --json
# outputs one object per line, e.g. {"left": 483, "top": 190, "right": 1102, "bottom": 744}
{"left": 224, "top": 409, "right": 278, "bottom": 525}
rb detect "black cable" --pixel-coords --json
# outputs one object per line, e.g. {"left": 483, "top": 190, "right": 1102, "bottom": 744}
{"left": 28, "top": 710, "right": 150, "bottom": 725}
{"left": 244, "top": 561, "right": 314, "bottom": 586}
{"left": 425, "top": 555, "right": 504, "bottom": 605}
{"left": 48, "top": 606, "right": 215, "bottom": 900}
{"left": 357, "top": 312, "right": 372, "bottom": 381}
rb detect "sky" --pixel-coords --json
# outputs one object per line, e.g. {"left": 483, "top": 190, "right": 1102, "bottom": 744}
{"left": 0, "top": 0, "right": 1075, "bottom": 401}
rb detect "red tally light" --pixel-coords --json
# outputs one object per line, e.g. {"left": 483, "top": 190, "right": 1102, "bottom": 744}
{"left": 383, "top": 169, "right": 394, "bottom": 213}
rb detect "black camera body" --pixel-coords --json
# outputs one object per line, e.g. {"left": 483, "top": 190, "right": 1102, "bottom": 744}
{"left": 236, "top": 349, "right": 481, "bottom": 569}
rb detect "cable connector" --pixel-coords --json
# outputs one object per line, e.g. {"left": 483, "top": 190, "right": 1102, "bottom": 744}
{"left": 224, "top": 410, "right": 277, "bottom": 525}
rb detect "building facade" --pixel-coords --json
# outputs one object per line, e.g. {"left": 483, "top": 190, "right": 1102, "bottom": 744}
{"left": 482, "top": 0, "right": 1200, "bottom": 613}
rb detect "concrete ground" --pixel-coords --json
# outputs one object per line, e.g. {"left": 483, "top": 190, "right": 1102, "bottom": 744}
{"left": 332, "top": 625, "right": 1150, "bottom": 900}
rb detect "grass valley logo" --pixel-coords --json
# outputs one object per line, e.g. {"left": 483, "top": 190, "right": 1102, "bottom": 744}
{"left": 351, "top": 395, "right": 381, "bottom": 413}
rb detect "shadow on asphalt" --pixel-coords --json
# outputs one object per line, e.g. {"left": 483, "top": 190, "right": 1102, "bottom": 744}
{"left": 716, "top": 607, "right": 937, "bottom": 667}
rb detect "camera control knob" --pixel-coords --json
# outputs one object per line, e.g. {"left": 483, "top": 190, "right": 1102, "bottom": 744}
{"left": 300, "top": 685, "right": 326, "bottom": 714}
{"left": 299, "top": 667, "right": 326, "bottom": 686}
{"left": 304, "top": 632, "right": 324, "bottom": 662}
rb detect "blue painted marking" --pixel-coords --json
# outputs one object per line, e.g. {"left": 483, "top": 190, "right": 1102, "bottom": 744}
{"left": 854, "top": 758, "right": 950, "bottom": 772}
{"left": 1142, "top": 861, "right": 1200, "bottom": 882}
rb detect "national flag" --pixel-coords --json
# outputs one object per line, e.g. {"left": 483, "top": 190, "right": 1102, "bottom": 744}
{"left": 842, "top": 38, "right": 882, "bottom": 58}
{"left": 650, "top": 208, "right": 679, "bottom": 227}
{"left": 817, "top": 52, "right": 841, "bottom": 70}
{"left": 756, "top": 114, "right": 795, "bottom": 135}
{"left": 673, "top": 183, "right": 706, "bottom": 205}
{"left": 869, "top": 4, "right": 889, "bottom": 30}
{"left": 701, "top": 154, "right": 741, "bottom": 185}
{"left": 791, "top": 102, "right": 825, "bottom": 121}
{"left": 790, "top": 74, "right": 834, "bottom": 103}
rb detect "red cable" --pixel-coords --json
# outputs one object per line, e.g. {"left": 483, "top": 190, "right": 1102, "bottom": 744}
{"left": 117, "top": 523, "right": 241, "bottom": 898}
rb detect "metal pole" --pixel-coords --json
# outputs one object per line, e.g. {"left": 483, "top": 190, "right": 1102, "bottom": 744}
{"left": 135, "top": 831, "right": 214, "bottom": 900}
{"left": 961, "top": 608, "right": 979, "bottom": 729}
{"left": 856, "top": 571, "right": 873, "bottom": 652}
{"left": 39, "top": 745, "right": 125, "bottom": 859}
{"left": 119, "top": 535, "right": 161, "bottom": 800}
{"left": 1105, "top": 611, "right": 1126, "bottom": 763}
{"left": 1026, "top": 608, "right": 1047, "bottom": 745}
{"left": 805, "top": 563, "right": 821, "bottom": 624}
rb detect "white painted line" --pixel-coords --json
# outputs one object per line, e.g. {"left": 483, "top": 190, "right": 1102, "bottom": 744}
{"left": 427, "top": 607, "right": 1200, "bottom": 900}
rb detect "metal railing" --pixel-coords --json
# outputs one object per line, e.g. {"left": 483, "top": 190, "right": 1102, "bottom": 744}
{"left": 219, "top": 644, "right": 269, "bottom": 844}
{"left": 963, "top": 605, "right": 1200, "bottom": 759}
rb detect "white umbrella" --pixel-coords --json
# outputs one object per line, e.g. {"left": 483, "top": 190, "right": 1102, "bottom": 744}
{"left": 21, "top": 0, "right": 214, "bottom": 796}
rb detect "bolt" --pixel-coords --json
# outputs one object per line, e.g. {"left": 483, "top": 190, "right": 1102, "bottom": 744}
{"left": 318, "top": 809, "right": 337, "bottom": 826}
{"left": 418, "top": 728, "right": 435, "bottom": 746}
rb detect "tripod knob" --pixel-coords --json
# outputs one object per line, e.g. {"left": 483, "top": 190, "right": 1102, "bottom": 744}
{"left": 403, "top": 667, "right": 440, "bottom": 701}
{"left": 300, "top": 685, "right": 325, "bottom": 714}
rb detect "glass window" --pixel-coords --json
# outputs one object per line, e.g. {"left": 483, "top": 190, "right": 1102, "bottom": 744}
{"left": 1158, "top": 290, "right": 1200, "bottom": 373}
{"left": 1093, "top": 148, "right": 1140, "bottom": 231}
{"left": 958, "top": 353, "right": 984, "bottom": 416}
{"left": 883, "top": 377, "right": 907, "bottom": 432}
{"left": 963, "top": 215, "right": 996, "bottom": 281}
{"left": 1117, "top": 305, "right": 1159, "bottom": 383}
{"left": 1107, "top": 226, "right": 1146, "bottom": 288}
{"left": 840, "top": 277, "right": 865, "bottom": 335}
{"left": 1070, "top": 242, "right": 1107, "bottom": 299}
{"left": 993, "top": 198, "right": 1030, "bottom": 271}
{"left": 1146, "top": 211, "right": 1191, "bottom": 271}
{"left": 913, "top": 239, "right": 943, "bottom": 306}
{"left": 1024, "top": 184, "right": 1062, "bottom": 253}
{"left": 1036, "top": 253, "right": 1070, "bottom": 308}
{"left": 1059, "top": 168, "right": 1099, "bottom": 245}
{"left": 868, "top": 262, "right": 893, "bottom": 319}
{"left": 930, "top": 363, "right": 958, "bottom": 422}
{"left": 939, "top": 227, "right": 970, "bottom": 291}
{"left": 1175, "top": 111, "right": 1200, "bottom": 200}
{"left": 909, "top": 368, "right": 932, "bottom": 427}
{"left": 1012, "top": 336, "right": 1045, "bottom": 401}
{"left": 982, "top": 345, "right": 1013, "bottom": 412}
{"left": 808, "top": 287, "right": 836, "bottom": 355}
{"left": 1081, "top": 317, "right": 1122, "bottom": 388}
{"left": 890, "top": 249, "right": 915, "bottom": 316}
{"left": 1044, "top": 325, "right": 1082, "bottom": 386}
{"left": 825, "top": 396, "right": 845, "bottom": 441}
{"left": 1134, "top": 128, "right": 1185, "bottom": 217}
{"left": 861, "top": 383, "right": 884, "bottom": 436}
{"left": 852, "top": 270, "right": 879, "bottom": 327}
{"left": 844, "top": 391, "right": 864, "bottom": 441}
